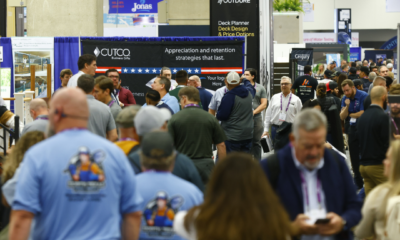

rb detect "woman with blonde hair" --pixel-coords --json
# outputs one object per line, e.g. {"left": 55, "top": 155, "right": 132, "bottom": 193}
{"left": 314, "top": 64, "right": 325, "bottom": 80}
{"left": 355, "top": 140, "right": 400, "bottom": 239}
{"left": 173, "top": 153, "right": 296, "bottom": 240}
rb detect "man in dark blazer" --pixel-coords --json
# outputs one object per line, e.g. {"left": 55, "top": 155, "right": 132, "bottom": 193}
{"left": 261, "top": 109, "right": 362, "bottom": 240}
{"left": 357, "top": 86, "right": 389, "bottom": 196}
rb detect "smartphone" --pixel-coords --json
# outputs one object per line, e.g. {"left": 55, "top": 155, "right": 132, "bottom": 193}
{"left": 315, "top": 218, "right": 330, "bottom": 224}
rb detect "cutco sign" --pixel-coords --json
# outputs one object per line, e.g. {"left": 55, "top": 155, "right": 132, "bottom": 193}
{"left": 218, "top": 0, "right": 250, "bottom": 4}
{"left": 94, "top": 47, "right": 131, "bottom": 60}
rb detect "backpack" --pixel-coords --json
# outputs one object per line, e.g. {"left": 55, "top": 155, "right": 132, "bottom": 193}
{"left": 266, "top": 149, "right": 342, "bottom": 189}
{"left": 385, "top": 195, "right": 400, "bottom": 239}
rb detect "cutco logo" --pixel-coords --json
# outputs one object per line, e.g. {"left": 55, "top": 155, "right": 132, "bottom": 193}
{"left": 218, "top": 0, "right": 251, "bottom": 4}
{"left": 132, "top": 0, "right": 152, "bottom": 12}
{"left": 94, "top": 47, "right": 131, "bottom": 60}
{"left": 295, "top": 54, "right": 310, "bottom": 61}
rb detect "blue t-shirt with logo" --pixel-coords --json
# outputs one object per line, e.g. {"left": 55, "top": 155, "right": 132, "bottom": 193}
{"left": 341, "top": 89, "right": 368, "bottom": 125}
{"left": 13, "top": 129, "right": 143, "bottom": 240}
{"left": 136, "top": 171, "right": 203, "bottom": 240}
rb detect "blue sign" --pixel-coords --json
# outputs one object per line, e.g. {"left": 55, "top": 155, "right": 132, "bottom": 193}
{"left": 350, "top": 47, "right": 361, "bottom": 62}
{"left": 380, "top": 36, "right": 397, "bottom": 50}
{"left": 326, "top": 54, "right": 341, "bottom": 66}
{"left": 109, "top": 0, "right": 163, "bottom": 14}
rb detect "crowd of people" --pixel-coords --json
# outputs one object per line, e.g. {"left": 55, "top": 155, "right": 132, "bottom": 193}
{"left": 0, "top": 53, "right": 398, "bottom": 240}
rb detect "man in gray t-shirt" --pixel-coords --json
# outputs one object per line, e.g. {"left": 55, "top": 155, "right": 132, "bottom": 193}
{"left": 94, "top": 76, "right": 122, "bottom": 126}
{"left": 21, "top": 98, "right": 49, "bottom": 136}
{"left": 77, "top": 74, "right": 118, "bottom": 142}
{"left": 243, "top": 69, "right": 267, "bottom": 161}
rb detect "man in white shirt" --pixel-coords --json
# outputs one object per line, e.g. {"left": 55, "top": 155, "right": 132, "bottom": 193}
{"left": 67, "top": 54, "right": 97, "bottom": 88}
{"left": 208, "top": 73, "right": 229, "bottom": 116}
{"left": 262, "top": 76, "right": 302, "bottom": 143}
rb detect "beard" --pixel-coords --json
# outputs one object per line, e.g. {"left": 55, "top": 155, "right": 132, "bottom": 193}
{"left": 391, "top": 106, "right": 400, "bottom": 116}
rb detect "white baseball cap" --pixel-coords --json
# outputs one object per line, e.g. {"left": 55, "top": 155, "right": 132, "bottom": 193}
{"left": 134, "top": 106, "right": 172, "bottom": 136}
{"left": 226, "top": 71, "right": 240, "bottom": 84}
{"left": 387, "top": 63, "right": 393, "bottom": 69}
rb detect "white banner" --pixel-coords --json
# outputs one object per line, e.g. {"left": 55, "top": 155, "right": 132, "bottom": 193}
{"left": 350, "top": 32, "right": 359, "bottom": 47}
{"left": 11, "top": 37, "right": 54, "bottom": 49}
{"left": 303, "top": 33, "right": 337, "bottom": 43}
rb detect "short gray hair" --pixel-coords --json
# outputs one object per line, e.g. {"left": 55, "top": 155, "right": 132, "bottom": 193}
{"left": 281, "top": 76, "right": 291, "bottom": 82}
{"left": 189, "top": 75, "right": 201, "bottom": 85}
{"left": 292, "top": 109, "right": 327, "bottom": 140}
{"left": 368, "top": 72, "right": 377, "bottom": 82}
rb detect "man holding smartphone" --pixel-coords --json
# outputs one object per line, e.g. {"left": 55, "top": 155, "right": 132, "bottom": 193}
{"left": 105, "top": 68, "right": 137, "bottom": 107}
{"left": 261, "top": 109, "right": 362, "bottom": 240}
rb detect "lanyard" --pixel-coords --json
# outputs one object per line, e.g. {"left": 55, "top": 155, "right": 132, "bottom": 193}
{"left": 35, "top": 116, "right": 48, "bottom": 120}
{"left": 119, "top": 137, "right": 137, "bottom": 142}
{"left": 184, "top": 104, "right": 200, "bottom": 108}
{"left": 392, "top": 118, "right": 399, "bottom": 135}
{"left": 280, "top": 93, "right": 292, "bottom": 112}
{"left": 108, "top": 100, "right": 115, "bottom": 107}
{"left": 115, "top": 89, "right": 120, "bottom": 97}
{"left": 299, "top": 171, "right": 322, "bottom": 211}
{"left": 224, "top": 87, "right": 228, "bottom": 93}
{"left": 304, "top": 74, "right": 310, "bottom": 76}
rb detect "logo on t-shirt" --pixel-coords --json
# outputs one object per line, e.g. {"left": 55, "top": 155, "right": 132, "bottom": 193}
{"left": 65, "top": 147, "right": 106, "bottom": 193}
{"left": 142, "top": 191, "right": 184, "bottom": 237}
{"left": 302, "top": 79, "right": 310, "bottom": 86}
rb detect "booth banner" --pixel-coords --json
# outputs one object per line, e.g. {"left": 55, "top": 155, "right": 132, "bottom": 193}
{"left": 290, "top": 49, "right": 313, "bottom": 67}
{"left": 326, "top": 54, "right": 341, "bottom": 66}
{"left": 350, "top": 47, "right": 361, "bottom": 62}
{"left": 335, "top": 9, "right": 352, "bottom": 45}
{"left": 82, "top": 40, "right": 244, "bottom": 104}
{"left": 108, "top": 0, "right": 162, "bottom": 14}
{"left": 303, "top": 33, "right": 337, "bottom": 43}
{"left": 11, "top": 37, "right": 54, "bottom": 96}
{"left": 210, "top": 0, "right": 259, "bottom": 77}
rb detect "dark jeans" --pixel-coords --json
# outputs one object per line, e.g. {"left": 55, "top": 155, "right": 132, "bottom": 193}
{"left": 271, "top": 125, "right": 279, "bottom": 144}
{"left": 225, "top": 139, "right": 252, "bottom": 154}
{"left": 192, "top": 158, "right": 215, "bottom": 185}
{"left": 251, "top": 116, "right": 264, "bottom": 161}
{"left": 348, "top": 125, "right": 364, "bottom": 189}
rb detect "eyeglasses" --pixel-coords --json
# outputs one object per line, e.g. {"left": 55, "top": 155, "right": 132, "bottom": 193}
{"left": 281, "top": 83, "right": 291, "bottom": 86}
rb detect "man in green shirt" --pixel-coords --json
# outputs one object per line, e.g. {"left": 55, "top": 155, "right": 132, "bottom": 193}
{"left": 168, "top": 70, "right": 188, "bottom": 106}
{"left": 168, "top": 86, "right": 226, "bottom": 184}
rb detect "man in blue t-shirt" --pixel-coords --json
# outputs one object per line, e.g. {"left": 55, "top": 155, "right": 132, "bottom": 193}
{"left": 340, "top": 79, "right": 368, "bottom": 190}
{"left": 10, "top": 88, "right": 143, "bottom": 240}
{"left": 137, "top": 131, "right": 203, "bottom": 240}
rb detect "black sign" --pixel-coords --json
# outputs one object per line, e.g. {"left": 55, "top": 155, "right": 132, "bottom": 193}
{"left": 210, "top": 0, "right": 259, "bottom": 80}
{"left": 82, "top": 40, "right": 244, "bottom": 104}
{"left": 290, "top": 48, "right": 313, "bottom": 67}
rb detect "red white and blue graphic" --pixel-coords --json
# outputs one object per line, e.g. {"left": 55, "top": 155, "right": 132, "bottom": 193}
{"left": 96, "top": 67, "right": 243, "bottom": 75}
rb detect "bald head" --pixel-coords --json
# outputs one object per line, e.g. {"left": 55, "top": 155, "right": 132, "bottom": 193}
{"left": 373, "top": 76, "right": 386, "bottom": 87}
{"left": 188, "top": 75, "right": 201, "bottom": 87}
{"left": 29, "top": 98, "right": 49, "bottom": 119}
{"left": 49, "top": 88, "right": 89, "bottom": 133}
{"left": 370, "top": 86, "right": 387, "bottom": 102}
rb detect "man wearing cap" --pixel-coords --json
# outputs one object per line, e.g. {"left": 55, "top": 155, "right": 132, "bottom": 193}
{"left": 347, "top": 67, "right": 359, "bottom": 81}
{"left": 9, "top": 88, "right": 143, "bottom": 240}
{"left": 340, "top": 79, "right": 368, "bottom": 190}
{"left": 262, "top": 76, "right": 302, "bottom": 143}
{"left": 357, "top": 66, "right": 371, "bottom": 93}
{"left": 169, "top": 86, "right": 226, "bottom": 183}
{"left": 353, "top": 79, "right": 364, "bottom": 91}
{"left": 387, "top": 63, "right": 394, "bottom": 72}
{"left": 21, "top": 98, "right": 49, "bottom": 136}
{"left": 115, "top": 105, "right": 141, "bottom": 155}
{"left": 208, "top": 73, "right": 229, "bottom": 116}
{"left": 326, "top": 81, "right": 341, "bottom": 109}
{"left": 217, "top": 71, "right": 255, "bottom": 153}
{"left": 128, "top": 106, "right": 205, "bottom": 191}
{"left": 328, "top": 61, "right": 337, "bottom": 71}
{"left": 318, "top": 70, "right": 334, "bottom": 84}
{"left": 136, "top": 131, "right": 203, "bottom": 239}
{"left": 77, "top": 74, "right": 118, "bottom": 142}
{"left": 291, "top": 65, "right": 318, "bottom": 104}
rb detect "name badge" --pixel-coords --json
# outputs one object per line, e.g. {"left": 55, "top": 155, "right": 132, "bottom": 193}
{"left": 279, "top": 112, "right": 287, "bottom": 122}
{"left": 350, "top": 118, "right": 357, "bottom": 123}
